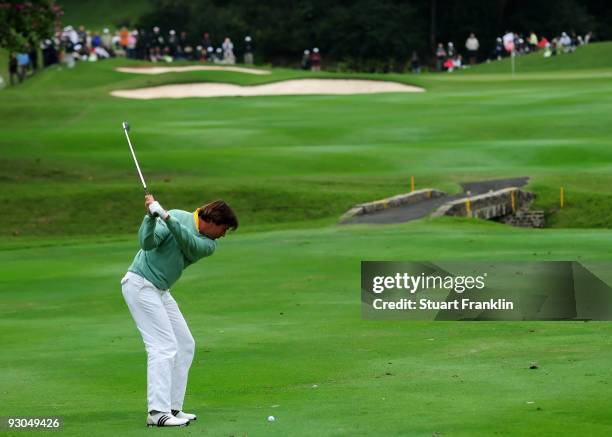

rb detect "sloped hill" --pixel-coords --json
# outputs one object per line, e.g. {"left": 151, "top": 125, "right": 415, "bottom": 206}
{"left": 461, "top": 42, "right": 612, "bottom": 74}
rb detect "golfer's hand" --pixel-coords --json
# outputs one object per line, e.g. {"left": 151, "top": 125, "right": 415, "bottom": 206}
{"left": 148, "top": 201, "right": 169, "bottom": 220}
{"left": 145, "top": 194, "right": 156, "bottom": 210}
{"left": 145, "top": 194, "right": 159, "bottom": 218}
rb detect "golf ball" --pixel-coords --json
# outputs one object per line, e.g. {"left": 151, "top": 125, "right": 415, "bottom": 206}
{"left": 267, "top": 415, "right": 275, "bottom": 422}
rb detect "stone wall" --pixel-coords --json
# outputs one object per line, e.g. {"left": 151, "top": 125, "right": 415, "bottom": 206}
{"left": 339, "top": 189, "right": 445, "bottom": 223}
{"left": 432, "top": 188, "right": 535, "bottom": 220}
{"left": 499, "top": 209, "right": 545, "bottom": 228}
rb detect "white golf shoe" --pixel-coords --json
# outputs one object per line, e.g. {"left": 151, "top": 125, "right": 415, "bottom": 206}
{"left": 172, "top": 409, "right": 197, "bottom": 421}
{"left": 146, "top": 412, "right": 189, "bottom": 427}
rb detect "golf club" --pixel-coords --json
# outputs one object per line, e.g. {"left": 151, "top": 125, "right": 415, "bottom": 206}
{"left": 122, "top": 121, "right": 150, "bottom": 195}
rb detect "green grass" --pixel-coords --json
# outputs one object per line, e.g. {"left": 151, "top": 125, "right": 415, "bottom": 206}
{"left": 2, "top": 46, "right": 612, "bottom": 236}
{"left": 58, "top": 0, "right": 151, "bottom": 30}
{"left": 3, "top": 221, "right": 612, "bottom": 436}
{"left": 2, "top": 41, "right": 612, "bottom": 436}
{"left": 460, "top": 42, "right": 612, "bottom": 74}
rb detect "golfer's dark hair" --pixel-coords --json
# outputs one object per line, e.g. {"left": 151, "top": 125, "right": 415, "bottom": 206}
{"left": 198, "top": 200, "right": 238, "bottom": 230}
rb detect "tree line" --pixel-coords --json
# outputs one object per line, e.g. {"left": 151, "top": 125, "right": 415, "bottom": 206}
{"left": 2, "top": 0, "right": 610, "bottom": 72}
{"left": 136, "top": 0, "right": 610, "bottom": 71}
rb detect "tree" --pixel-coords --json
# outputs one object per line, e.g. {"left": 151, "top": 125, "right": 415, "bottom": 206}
{"left": 138, "top": 0, "right": 607, "bottom": 69}
{"left": 0, "top": 0, "right": 63, "bottom": 52}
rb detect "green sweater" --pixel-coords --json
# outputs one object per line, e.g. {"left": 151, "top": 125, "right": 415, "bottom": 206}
{"left": 128, "top": 209, "right": 217, "bottom": 290}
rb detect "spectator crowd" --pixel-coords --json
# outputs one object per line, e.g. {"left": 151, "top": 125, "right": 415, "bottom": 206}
{"left": 300, "top": 48, "right": 322, "bottom": 71}
{"left": 4, "top": 22, "right": 600, "bottom": 86}
{"left": 7, "top": 43, "right": 39, "bottom": 86}
{"left": 56, "top": 25, "right": 256, "bottom": 65}
{"left": 7, "top": 24, "right": 257, "bottom": 86}
{"left": 432, "top": 30, "right": 596, "bottom": 73}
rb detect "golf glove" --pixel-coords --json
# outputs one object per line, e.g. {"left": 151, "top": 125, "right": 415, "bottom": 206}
{"left": 148, "top": 201, "right": 169, "bottom": 220}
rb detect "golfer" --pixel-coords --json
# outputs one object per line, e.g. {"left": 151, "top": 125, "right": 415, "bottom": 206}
{"left": 121, "top": 195, "right": 238, "bottom": 427}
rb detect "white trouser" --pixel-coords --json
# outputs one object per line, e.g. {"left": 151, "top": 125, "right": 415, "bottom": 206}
{"left": 121, "top": 272, "right": 195, "bottom": 413}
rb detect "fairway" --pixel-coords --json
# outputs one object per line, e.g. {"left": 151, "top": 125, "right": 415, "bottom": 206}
{"left": 3, "top": 222, "right": 612, "bottom": 436}
{"left": 2, "top": 42, "right": 612, "bottom": 436}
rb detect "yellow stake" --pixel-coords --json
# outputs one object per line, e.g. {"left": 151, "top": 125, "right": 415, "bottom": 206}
{"left": 410, "top": 176, "right": 415, "bottom": 192}
{"left": 511, "top": 190, "right": 516, "bottom": 212}
{"left": 560, "top": 187, "right": 564, "bottom": 208}
{"left": 466, "top": 199, "right": 472, "bottom": 217}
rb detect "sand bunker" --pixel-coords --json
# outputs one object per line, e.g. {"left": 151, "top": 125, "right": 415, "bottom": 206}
{"left": 110, "top": 79, "right": 424, "bottom": 99}
{"left": 116, "top": 66, "right": 271, "bottom": 75}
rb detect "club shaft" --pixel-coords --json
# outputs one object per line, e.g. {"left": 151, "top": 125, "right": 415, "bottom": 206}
{"left": 123, "top": 128, "right": 149, "bottom": 194}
